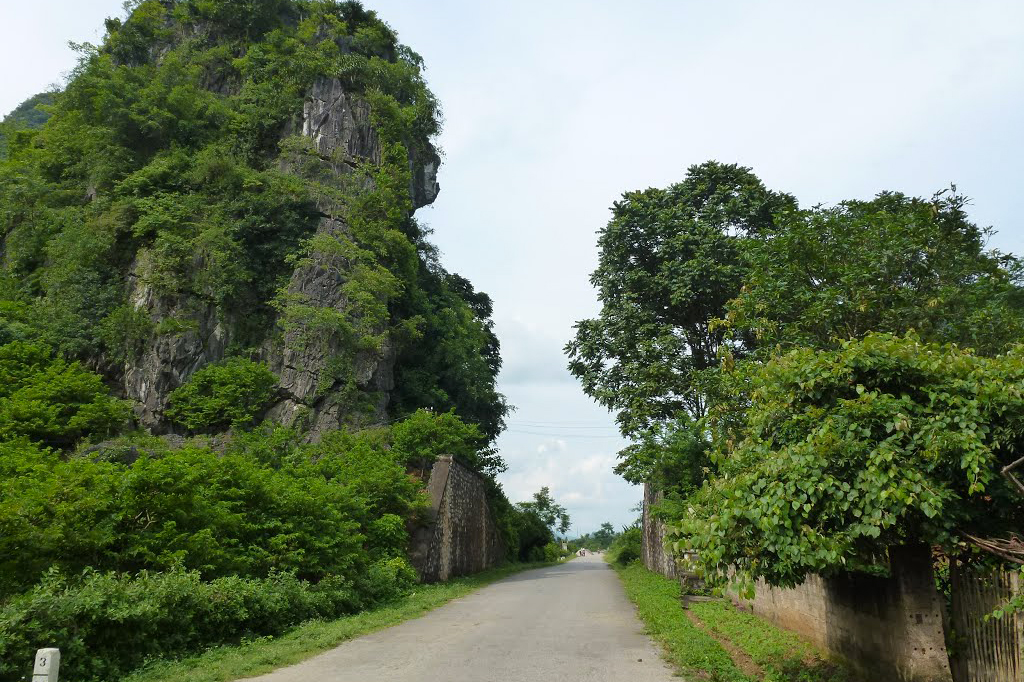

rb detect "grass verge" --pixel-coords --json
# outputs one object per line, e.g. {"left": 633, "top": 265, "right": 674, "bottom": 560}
{"left": 689, "top": 600, "right": 854, "bottom": 681}
{"left": 124, "top": 561, "right": 554, "bottom": 682}
{"left": 614, "top": 562, "right": 750, "bottom": 681}
{"left": 613, "top": 562, "right": 858, "bottom": 682}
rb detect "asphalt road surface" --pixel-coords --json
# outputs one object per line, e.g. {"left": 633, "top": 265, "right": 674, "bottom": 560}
{"left": 240, "top": 554, "right": 677, "bottom": 682}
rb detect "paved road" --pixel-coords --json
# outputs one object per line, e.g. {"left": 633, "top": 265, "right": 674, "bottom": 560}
{"left": 240, "top": 554, "right": 677, "bottom": 682}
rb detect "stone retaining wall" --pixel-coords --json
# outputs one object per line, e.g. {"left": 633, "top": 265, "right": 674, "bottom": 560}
{"left": 408, "top": 456, "right": 505, "bottom": 582}
{"left": 735, "top": 545, "right": 952, "bottom": 682}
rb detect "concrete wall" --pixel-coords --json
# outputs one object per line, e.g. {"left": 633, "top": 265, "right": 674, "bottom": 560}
{"left": 641, "top": 487, "right": 951, "bottom": 681}
{"left": 736, "top": 545, "right": 952, "bottom": 682}
{"left": 641, "top": 482, "right": 678, "bottom": 579}
{"left": 408, "top": 456, "right": 505, "bottom": 582}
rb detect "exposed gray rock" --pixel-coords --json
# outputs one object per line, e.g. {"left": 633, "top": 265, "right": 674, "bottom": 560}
{"left": 303, "top": 77, "right": 380, "bottom": 164}
{"left": 123, "top": 258, "right": 232, "bottom": 430}
{"left": 120, "top": 70, "right": 439, "bottom": 437}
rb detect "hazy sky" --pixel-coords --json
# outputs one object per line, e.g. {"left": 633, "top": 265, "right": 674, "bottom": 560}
{"left": 3, "top": 1, "right": 1023, "bottom": 534}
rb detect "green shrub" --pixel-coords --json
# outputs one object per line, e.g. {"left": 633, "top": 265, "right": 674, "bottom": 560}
{"left": 390, "top": 408, "right": 490, "bottom": 476}
{"left": 609, "top": 526, "right": 642, "bottom": 566}
{"left": 0, "top": 568, "right": 366, "bottom": 682}
{"left": 0, "top": 341, "right": 129, "bottom": 447}
{"left": 166, "top": 358, "right": 278, "bottom": 431}
{"left": 0, "top": 429, "right": 424, "bottom": 600}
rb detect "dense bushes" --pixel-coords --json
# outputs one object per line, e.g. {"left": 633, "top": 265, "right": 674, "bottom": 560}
{"left": 608, "top": 526, "right": 642, "bottom": 566}
{"left": 0, "top": 563, "right": 413, "bottom": 682}
{"left": 165, "top": 357, "right": 278, "bottom": 430}
{"left": 0, "top": 408, "right": 549, "bottom": 681}
{"left": 679, "top": 334, "right": 1024, "bottom": 587}
{"left": 0, "top": 428, "right": 425, "bottom": 601}
{"left": 0, "top": 425, "right": 426, "bottom": 682}
{"left": 0, "top": 341, "right": 129, "bottom": 447}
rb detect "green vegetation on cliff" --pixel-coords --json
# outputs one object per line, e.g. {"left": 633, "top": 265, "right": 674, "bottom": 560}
{"left": 0, "top": 2, "right": 534, "bottom": 680}
{"left": 0, "top": 92, "right": 55, "bottom": 157}
{"left": 0, "top": 0, "right": 507, "bottom": 439}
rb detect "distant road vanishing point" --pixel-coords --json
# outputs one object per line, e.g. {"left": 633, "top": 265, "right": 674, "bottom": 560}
{"left": 240, "top": 554, "right": 676, "bottom": 682}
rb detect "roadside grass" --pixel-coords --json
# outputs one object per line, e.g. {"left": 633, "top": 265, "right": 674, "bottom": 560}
{"left": 615, "top": 562, "right": 750, "bottom": 681}
{"left": 614, "top": 562, "right": 859, "bottom": 682}
{"left": 689, "top": 600, "right": 856, "bottom": 682}
{"left": 124, "top": 562, "right": 554, "bottom": 682}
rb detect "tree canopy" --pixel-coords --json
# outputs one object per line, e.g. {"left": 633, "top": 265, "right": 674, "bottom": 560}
{"left": 678, "top": 333, "right": 1024, "bottom": 588}
{"left": 566, "top": 161, "right": 794, "bottom": 435}
{"left": 571, "top": 162, "right": 1024, "bottom": 586}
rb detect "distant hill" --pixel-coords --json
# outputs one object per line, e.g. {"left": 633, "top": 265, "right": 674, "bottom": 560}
{"left": 0, "top": 91, "right": 56, "bottom": 157}
{"left": 3, "top": 91, "right": 56, "bottom": 128}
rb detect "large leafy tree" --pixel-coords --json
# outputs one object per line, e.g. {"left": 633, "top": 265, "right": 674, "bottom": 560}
{"left": 391, "top": 264, "right": 509, "bottom": 445}
{"left": 567, "top": 162, "right": 794, "bottom": 436}
{"left": 679, "top": 334, "right": 1024, "bottom": 588}
{"left": 517, "top": 486, "right": 571, "bottom": 535}
{"left": 726, "top": 189, "right": 1024, "bottom": 356}
{"left": 573, "top": 162, "right": 1024, "bottom": 586}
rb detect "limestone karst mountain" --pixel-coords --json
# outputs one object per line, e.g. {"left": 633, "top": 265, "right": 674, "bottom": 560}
{"left": 0, "top": 0, "right": 506, "bottom": 440}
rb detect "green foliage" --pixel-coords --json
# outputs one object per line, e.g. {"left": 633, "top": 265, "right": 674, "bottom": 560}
{"left": 508, "top": 506, "right": 554, "bottom": 562}
{"left": 614, "top": 415, "right": 712, "bottom": 499}
{"left": 0, "top": 425, "right": 424, "bottom": 601}
{"left": 0, "top": 0, "right": 494, "bottom": 437}
{"left": 575, "top": 521, "right": 621, "bottom": 551}
{"left": 391, "top": 408, "right": 504, "bottom": 478}
{"left": 166, "top": 358, "right": 278, "bottom": 430}
{"left": 542, "top": 542, "right": 563, "bottom": 562}
{"left": 576, "top": 163, "right": 1024, "bottom": 587}
{"left": 0, "top": 566, "right": 400, "bottom": 682}
{"left": 392, "top": 266, "right": 510, "bottom": 444}
{"left": 567, "top": 161, "right": 794, "bottom": 436}
{"left": 0, "top": 92, "right": 55, "bottom": 158}
{"left": 0, "top": 341, "right": 129, "bottom": 447}
{"left": 517, "top": 486, "right": 571, "bottom": 535}
{"left": 1, "top": 92, "right": 56, "bottom": 130}
{"left": 676, "top": 334, "right": 1024, "bottom": 587}
{"left": 726, "top": 189, "right": 1024, "bottom": 356}
{"left": 607, "top": 526, "right": 642, "bottom": 566}
{"left": 119, "top": 561, "right": 553, "bottom": 682}
{"left": 484, "top": 485, "right": 572, "bottom": 562}
{"left": 592, "top": 522, "right": 617, "bottom": 548}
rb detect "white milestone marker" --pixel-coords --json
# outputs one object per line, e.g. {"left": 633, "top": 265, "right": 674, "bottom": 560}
{"left": 32, "top": 648, "right": 59, "bottom": 682}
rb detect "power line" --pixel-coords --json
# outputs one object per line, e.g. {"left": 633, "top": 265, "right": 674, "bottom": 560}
{"left": 508, "top": 422, "right": 619, "bottom": 430}
{"left": 504, "top": 429, "right": 624, "bottom": 439}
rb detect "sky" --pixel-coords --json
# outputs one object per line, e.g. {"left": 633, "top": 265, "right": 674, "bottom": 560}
{"left": 3, "top": 0, "right": 1024, "bottom": 535}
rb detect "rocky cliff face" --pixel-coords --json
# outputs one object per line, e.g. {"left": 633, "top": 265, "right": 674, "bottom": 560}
{"left": 0, "top": 1, "right": 506, "bottom": 442}
{"left": 123, "top": 74, "right": 439, "bottom": 435}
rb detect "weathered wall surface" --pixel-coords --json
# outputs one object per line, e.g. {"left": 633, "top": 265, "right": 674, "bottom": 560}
{"left": 409, "top": 456, "right": 505, "bottom": 582}
{"left": 641, "top": 482, "right": 678, "bottom": 579}
{"left": 736, "top": 545, "right": 952, "bottom": 682}
{"left": 641, "top": 487, "right": 951, "bottom": 681}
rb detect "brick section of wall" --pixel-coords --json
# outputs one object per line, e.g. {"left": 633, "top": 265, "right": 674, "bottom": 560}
{"left": 408, "top": 456, "right": 505, "bottom": 582}
{"left": 641, "top": 482, "right": 678, "bottom": 579}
